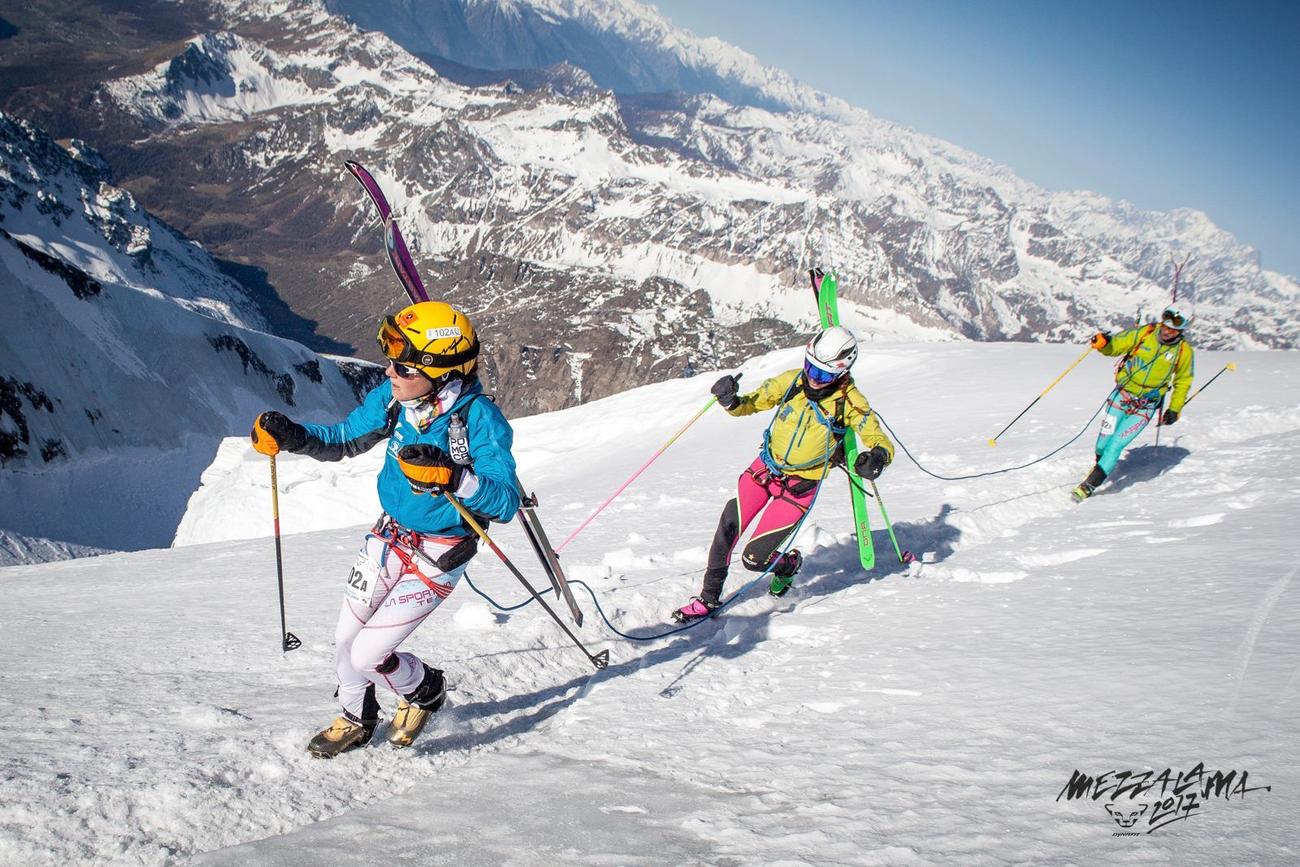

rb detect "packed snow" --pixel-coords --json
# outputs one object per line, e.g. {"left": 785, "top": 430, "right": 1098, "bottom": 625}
{"left": 2, "top": 341, "right": 1297, "bottom": 864}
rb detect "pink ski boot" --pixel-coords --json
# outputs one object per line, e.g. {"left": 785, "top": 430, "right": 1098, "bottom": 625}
{"left": 671, "top": 596, "right": 718, "bottom": 624}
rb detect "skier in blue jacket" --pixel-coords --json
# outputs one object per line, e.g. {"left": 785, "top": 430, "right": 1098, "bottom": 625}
{"left": 252, "top": 301, "right": 519, "bottom": 758}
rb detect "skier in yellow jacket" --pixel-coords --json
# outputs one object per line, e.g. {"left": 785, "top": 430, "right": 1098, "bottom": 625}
{"left": 674, "top": 327, "right": 894, "bottom": 621}
{"left": 1073, "top": 306, "right": 1196, "bottom": 501}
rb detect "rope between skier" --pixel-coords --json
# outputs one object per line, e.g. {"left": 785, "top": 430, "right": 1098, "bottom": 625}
{"left": 463, "top": 430, "right": 833, "bottom": 642}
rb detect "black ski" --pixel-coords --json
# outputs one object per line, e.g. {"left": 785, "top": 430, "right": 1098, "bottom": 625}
{"left": 517, "top": 489, "right": 584, "bottom": 626}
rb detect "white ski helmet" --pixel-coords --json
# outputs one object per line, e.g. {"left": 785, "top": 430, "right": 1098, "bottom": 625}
{"left": 1160, "top": 305, "right": 1190, "bottom": 331}
{"left": 803, "top": 326, "right": 858, "bottom": 385}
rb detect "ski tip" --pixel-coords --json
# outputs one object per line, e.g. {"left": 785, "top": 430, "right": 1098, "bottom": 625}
{"left": 591, "top": 649, "right": 610, "bottom": 670}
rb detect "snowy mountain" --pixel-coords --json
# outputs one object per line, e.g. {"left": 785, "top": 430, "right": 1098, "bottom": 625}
{"left": 1, "top": 0, "right": 1288, "bottom": 422}
{"left": 315, "top": 0, "right": 1300, "bottom": 344}
{"left": 3, "top": 340, "right": 1296, "bottom": 862}
{"left": 0, "top": 110, "right": 382, "bottom": 564}
{"left": 322, "top": 0, "right": 850, "bottom": 116}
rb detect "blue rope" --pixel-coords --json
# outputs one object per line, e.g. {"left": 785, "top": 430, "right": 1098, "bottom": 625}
{"left": 876, "top": 346, "right": 1169, "bottom": 483}
{"left": 874, "top": 399, "right": 1107, "bottom": 482}
{"left": 462, "top": 573, "right": 539, "bottom": 611}
{"left": 459, "top": 351, "right": 1165, "bottom": 639}
{"left": 462, "top": 429, "right": 833, "bottom": 643}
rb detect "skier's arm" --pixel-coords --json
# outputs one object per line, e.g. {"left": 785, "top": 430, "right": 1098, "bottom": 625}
{"left": 729, "top": 371, "right": 798, "bottom": 417}
{"left": 1166, "top": 344, "right": 1195, "bottom": 413}
{"left": 1098, "top": 327, "right": 1140, "bottom": 358}
{"left": 298, "top": 384, "right": 395, "bottom": 462}
{"left": 842, "top": 385, "right": 894, "bottom": 462}
{"left": 460, "top": 401, "right": 522, "bottom": 522}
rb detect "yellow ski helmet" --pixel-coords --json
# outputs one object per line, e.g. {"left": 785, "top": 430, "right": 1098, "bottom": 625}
{"left": 376, "top": 301, "right": 479, "bottom": 380}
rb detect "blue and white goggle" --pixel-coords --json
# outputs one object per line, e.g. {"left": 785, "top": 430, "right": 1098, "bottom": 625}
{"left": 803, "top": 358, "right": 845, "bottom": 386}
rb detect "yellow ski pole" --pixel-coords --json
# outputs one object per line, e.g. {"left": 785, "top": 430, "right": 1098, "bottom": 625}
{"left": 1182, "top": 362, "right": 1237, "bottom": 408}
{"left": 269, "top": 454, "right": 301, "bottom": 653}
{"left": 987, "top": 346, "right": 1093, "bottom": 447}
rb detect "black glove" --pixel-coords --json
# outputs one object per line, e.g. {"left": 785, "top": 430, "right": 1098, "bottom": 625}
{"left": 853, "top": 446, "right": 891, "bottom": 481}
{"left": 1160, "top": 409, "right": 1179, "bottom": 426}
{"left": 397, "top": 444, "right": 463, "bottom": 495}
{"left": 252, "top": 411, "right": 307, "bottom": 456}
{"left": 711, "top": 374, "right": 741, "bottom": 410}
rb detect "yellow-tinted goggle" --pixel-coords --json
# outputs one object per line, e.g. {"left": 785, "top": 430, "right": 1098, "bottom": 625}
{"left": 377, "top": 316, "right": 415, "bottom": 363}
{"left": 1161, "top": 309, "right": 1188, "bottom": 330}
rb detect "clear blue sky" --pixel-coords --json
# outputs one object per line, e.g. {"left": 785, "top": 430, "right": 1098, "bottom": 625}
{"left": 649, "top": 0, "right": 1300, "bottom": 277}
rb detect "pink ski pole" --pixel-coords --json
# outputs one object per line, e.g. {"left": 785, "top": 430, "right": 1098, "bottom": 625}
{"left": 555, "top": 374, "right": 741, "bottom": 553}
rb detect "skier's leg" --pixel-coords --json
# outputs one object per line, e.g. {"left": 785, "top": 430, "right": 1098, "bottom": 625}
{"left": 1076, "top": 399, "right": 1129, "bottom": 499}
{"left": 312, "top": 534, "right": 408, "bottom": 757}
{"left": 699, "top": 457, "right": 774, "bottom": 604}
{"left": 347, "top": 538, "right": 468, "bottom": 700}
{"left": 333, "top": 534, "right": 400, "bottom": 722}
{"left": 741, "top": 477, "right": 818, "bottom": 575}
{"left": 1097, "top": 402, "right": 1155, "bottom": 477}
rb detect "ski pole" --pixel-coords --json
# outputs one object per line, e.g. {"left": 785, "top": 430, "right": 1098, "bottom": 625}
{"left": 869, "top": 480, "right": 915, "bottom": 565}
{"left": 268, "top": 454, "right": 301, "bottom": 653}
{"left": 987, "top": 346, "right": 1093, "bottom": 446}
{"left": 442, "top": 493, "right": 609, "bottom": 670}
{"left": 554, "top": 374, "right": 742, "bottom": 553}
{"left": 1182, "top": 362, "right": 1237, "bottom": 409}
{"left": 1154, "top": 392, "right": 1167, "bottom": 446}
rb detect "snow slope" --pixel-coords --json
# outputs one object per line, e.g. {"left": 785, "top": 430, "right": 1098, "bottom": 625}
{"left": 2, "top": 341, "right": 1297, "bottom": 864}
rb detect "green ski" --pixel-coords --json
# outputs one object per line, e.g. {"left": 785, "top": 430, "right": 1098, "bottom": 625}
{"left": 812, "top": 268, "right": 875, "bottom": 570}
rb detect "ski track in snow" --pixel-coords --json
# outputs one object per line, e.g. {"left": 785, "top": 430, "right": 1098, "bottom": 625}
{"left": 1, "top": 343, "right": 1298, "bottom": 865}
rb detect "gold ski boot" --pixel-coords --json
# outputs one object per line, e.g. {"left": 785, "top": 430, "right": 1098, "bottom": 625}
{"left": 307, "top": 715, "right": 375, "bottom": 758}
{"left": 387, "top": 664, "right": 446, "bottom": 748}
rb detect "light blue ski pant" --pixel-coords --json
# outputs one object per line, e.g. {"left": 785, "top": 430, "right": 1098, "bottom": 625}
{"left": 1094, "top": 391, "right": 1160, "bottom": 476}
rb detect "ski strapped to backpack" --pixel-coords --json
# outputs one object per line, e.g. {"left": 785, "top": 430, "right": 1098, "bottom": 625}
{"left": 345, "top": 159, "right": 582, "bottom": 625}
{"left": 809, "top": 268, "right": 875, "bottom": 569}
{"left": 444, "top": 392, "right": 585, "bottom": 626}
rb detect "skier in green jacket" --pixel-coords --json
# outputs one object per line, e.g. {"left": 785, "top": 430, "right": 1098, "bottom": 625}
{"left": 1073, "top": 307, "right": 1195, "bottom": 501}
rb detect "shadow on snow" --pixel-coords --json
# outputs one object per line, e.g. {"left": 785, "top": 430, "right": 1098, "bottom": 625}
{"left": 412, "top": 503, "right": 966, "bottom": 753}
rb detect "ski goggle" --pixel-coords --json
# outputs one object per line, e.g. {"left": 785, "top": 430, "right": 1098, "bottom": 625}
{"left": 803, "top": 359, "right": 842, "bottom": 387}
{"left": 1161, "top": 309, "right": 1188, "bottom": 330}
{"left": 376, "top": 316, "right": 480, "bottom": 369}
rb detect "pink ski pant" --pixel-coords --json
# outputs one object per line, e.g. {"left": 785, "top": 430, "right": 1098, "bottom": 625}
{"left": 701, "top": 456, "right": 818, "bottom": 601}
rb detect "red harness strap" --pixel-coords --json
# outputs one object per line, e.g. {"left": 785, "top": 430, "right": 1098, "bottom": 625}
{"left": 371, "top": 520, "right": 455, "bottom": 598}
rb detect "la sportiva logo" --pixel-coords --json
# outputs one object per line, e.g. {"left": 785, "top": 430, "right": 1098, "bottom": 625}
{"left": 1057, "top": 764, "right": 1270, "bottom": 835}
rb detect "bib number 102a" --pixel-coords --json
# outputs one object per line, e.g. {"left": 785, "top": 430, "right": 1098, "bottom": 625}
{"left": 344, "top": 553, "right": 382, "bottom": 607}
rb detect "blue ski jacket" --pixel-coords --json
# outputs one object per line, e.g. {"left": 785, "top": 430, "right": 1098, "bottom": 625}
{"left": 300, "top": 378, "right": 519, "bottom": 535}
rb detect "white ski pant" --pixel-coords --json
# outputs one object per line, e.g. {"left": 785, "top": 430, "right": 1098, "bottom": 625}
{"left": 334, "top": 532, "right": 468, "bottom": 720}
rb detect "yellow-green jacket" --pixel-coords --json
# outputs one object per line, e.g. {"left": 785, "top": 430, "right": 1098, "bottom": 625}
{"left": 1100, "top": 324, "right": 1195, "bottom": 411}
{"left": 727, "top": 370, "right": 894, "bottom": 480}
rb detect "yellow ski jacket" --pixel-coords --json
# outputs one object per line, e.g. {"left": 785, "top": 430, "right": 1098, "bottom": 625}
{"left": 727, "top": 370, "right": 895, "bottom": 480}
{"left": 1100, "top": 324, "right": 1196, "bottom": 411}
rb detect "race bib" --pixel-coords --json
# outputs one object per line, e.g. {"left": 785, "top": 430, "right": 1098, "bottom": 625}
{"left": 1100, "top": 414, "right": 1117, "bottom": 436}
{"left": 344, "top": 552, "right": 382, "bottom": 607}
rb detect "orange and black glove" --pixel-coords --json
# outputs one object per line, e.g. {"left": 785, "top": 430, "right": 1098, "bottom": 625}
{"left": 1090, "top": 332, "right": 1111, "bottom": 350}
{"left": 397, "top": 444, "right": 463, "bottom": 495}
{"left": 251, "top": 411, "right": 307, "bottom": 456}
